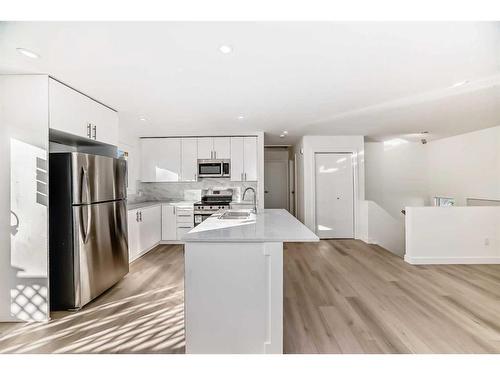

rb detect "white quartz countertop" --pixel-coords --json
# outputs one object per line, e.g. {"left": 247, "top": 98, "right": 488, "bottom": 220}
{"left": 127, "top": 200, "right": 195, "bottom": 210}
{"left": 182, "top": 209, "right": 319, "bottom": 243}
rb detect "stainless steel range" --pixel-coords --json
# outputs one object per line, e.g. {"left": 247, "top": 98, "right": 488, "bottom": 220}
{"left": 194, "top": 189, "right": 233, "bottom": 226}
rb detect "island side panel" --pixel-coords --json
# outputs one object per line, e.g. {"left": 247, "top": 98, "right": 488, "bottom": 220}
{"left": 184, "top": 241, "right": 283, "bottom": 354}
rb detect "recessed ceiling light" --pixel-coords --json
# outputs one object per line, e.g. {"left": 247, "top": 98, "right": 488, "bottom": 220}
{"left": 279, "top": 134, "right": 285, "bottom": 138}
{"left": 451, "top": 80, "right": 469, "bottom": 88}
{"left": 140, "top": 117, "right": 147, "bottom": 122}
{"left": 237, "top": 115, "right": 245, "bottom": 120}
{"left": 16, "top": 48, "right": 39, "bottom": 59}
{"left": 219, "top": 45, "right": 232, "bottom": 54}
{"left": 282, "top": 130, "right": 288, "bottom": 135}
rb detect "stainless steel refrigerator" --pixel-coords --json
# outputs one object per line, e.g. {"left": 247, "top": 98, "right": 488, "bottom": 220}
{"left": 49, "top": 152, "right": 129, "bottom": 310}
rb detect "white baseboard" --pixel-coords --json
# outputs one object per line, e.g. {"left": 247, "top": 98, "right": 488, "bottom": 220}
{"left": 404, "top": 255, "right": 500, "bottom": 265}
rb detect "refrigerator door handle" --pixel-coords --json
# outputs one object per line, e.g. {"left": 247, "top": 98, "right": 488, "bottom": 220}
{"left": 80, "top": 205, "right": 92, "bottom": 244}
{"left": 81, "top": 167, "right": 92, "bottom": 204}
{"left": 80, "top": 167, "right": 92, "bottom": 243}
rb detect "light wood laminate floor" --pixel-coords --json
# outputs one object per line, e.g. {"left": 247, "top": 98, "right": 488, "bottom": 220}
{"left": 1, "top": 240, "right": 500, "bottom": 353}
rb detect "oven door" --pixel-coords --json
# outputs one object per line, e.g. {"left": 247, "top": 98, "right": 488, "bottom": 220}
{"left": 198, "top": 160, "right": 223, "bottom": 178}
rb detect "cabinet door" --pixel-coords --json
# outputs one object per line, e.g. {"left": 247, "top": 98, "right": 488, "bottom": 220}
{"left": 49, "top": 78, "right": 90, "bottom": 138}
{"left": 88, "top": 101, "right": 118, "bottom": 146}
{"left": 140, "top": 138, "right": 181, "bottom": 182}
{"left": 197, "top": 137, "right": 213, "bottom": 159}
{"left": 139, "top": 205, "right": 161, "bottom": 252}
{"left": 181, "top": 138, "right": 198, "bottom": 181}
{"left": 127, "top": 209, "right": 141, "bottom": 262}
{"left": 230, "top": 137, "right": 244, "bottom": 181}
{"left": 162, "top": 205, "right": 177, "bottom": 241}
{"left": 243, "top": 137, "right": 258, "bottom": 181}
{"left": 213, "top": 137, "right": 230, "bottom": 159}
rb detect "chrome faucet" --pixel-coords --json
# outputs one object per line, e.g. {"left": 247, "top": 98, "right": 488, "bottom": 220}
{"left": 242, "top": 187, "right": 257, "bottom": 213}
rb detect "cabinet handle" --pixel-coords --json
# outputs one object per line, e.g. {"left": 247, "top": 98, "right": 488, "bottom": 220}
{"left": 92, "top": 125, "right": 96, "bottom": 140}
{"left": 194, "top": 173, "right": 197, "bottom": 181}
{"left": 214, "top": 150, "right": 217, "bottom": 159}
{"left": 139, "top": 211, "right": 142, "bottom": 222}
{"left": 178, "top": 226, "right": 192, "bottom": 229}
{"left": 136, "top": 211, "right": 139, "bottom": 222}
{"left": 87, "top": 123, "right": 92, "bottom": 138}
{"left": 240, "top": 173, "right": 243, "bottom": 181}
{"left": 178, "top": 214, "right": 191, "bottom": 217}
{"left": 244, "top": 173, "right": 247, "bottom": 181}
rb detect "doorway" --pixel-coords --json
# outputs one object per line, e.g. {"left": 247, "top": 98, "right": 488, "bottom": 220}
{"left": 314, "top": 152, "right": 354, "bottom": 238}
{"left": 264, "top": 159, "right": 289, "bottom": 210}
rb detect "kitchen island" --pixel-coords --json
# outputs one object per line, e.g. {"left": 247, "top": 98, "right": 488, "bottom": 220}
{"left": 182, "top": 209, "right": 319, "bottom": 354}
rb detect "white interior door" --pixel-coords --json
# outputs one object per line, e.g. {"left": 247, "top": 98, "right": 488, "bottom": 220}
{"left": 264, "top": 160, "right": 289, "bottom": 209}
{"left": 315, "top": 153, "right": 354, "bottom": 238}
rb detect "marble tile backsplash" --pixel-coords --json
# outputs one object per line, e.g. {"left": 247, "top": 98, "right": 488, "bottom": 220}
{"left": 138, "top": 179, "right": 258, "bottom": 203}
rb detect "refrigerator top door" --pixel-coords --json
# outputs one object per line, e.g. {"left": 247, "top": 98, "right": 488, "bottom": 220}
{"left": 71, "top": 152, "right": 127, "bottom": 205}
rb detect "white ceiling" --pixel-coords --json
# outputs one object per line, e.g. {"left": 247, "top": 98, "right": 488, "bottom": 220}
{"left": 1, "top": 21, "right": 500, "bottom": 144}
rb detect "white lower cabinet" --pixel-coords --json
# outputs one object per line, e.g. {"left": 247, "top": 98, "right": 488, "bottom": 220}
{"left": 128, "top": 205, "right": 161, "bottom": 262}
{"left": 162, "top": 204, "right": 177, "bottom": 241}
{"left": 128, "top": 209, "right": 141, "bottom": 262}
{"left": 162, "top": 204, "right": 194, "bottom": 241}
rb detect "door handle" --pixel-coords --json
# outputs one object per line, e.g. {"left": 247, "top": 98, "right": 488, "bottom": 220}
{"left": 80, "top": 205, "right": 92, "bottom": 244}
{"left": 81, "top": 167, "right": 91, "bottom": 204}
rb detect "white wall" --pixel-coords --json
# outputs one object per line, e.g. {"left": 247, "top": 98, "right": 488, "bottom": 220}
{"left": 295, "top": 135, "right": 365, "bottom": 238}
{"left": 427, "top": 126, "right": 500, "bottom": 205}
{"left": 405, "top": 206, "right": 500, "bottom": 264}
{"left": 0, "top": 75, "right": 49, "bottom": 321}
{"left": 365, "top": 141, "right": 429, "bottom": 218}
{"left": 359, "top": 200, "right": 405, "bottom": 257}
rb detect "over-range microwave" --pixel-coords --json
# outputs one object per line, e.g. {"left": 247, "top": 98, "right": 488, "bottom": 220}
{"left": 197, "top": 159, "right": 230, "bottom": 178}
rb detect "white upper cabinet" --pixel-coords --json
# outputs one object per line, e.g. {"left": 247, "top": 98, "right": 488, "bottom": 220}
{"left": 213, "top": 137, "right": 231, "bottom": 159}
{"left": 230, "top": 137, "right": 245, "bottom": 181}
{"left": 140, "top": 135, "right": 258, "bottom": 183}
{"left": 197, "top": 137, "right": 230, "bottom": 159}
{"left": 243, "top": 137, "right": 258, "bottom": 181}
{"left": 231, "top": 136, "right": 257, "bottom": 181}
{"left": 141, "top": 138, "right": 181, "bottom": 182}
{"left": 197, "top": 137, "right": 213, "bottom": 159}
{"left": 181, "top": 138, "right": 198, "bottom": 181}
{"left": 48, "top": 78, "right": 118, "bottom": 145}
